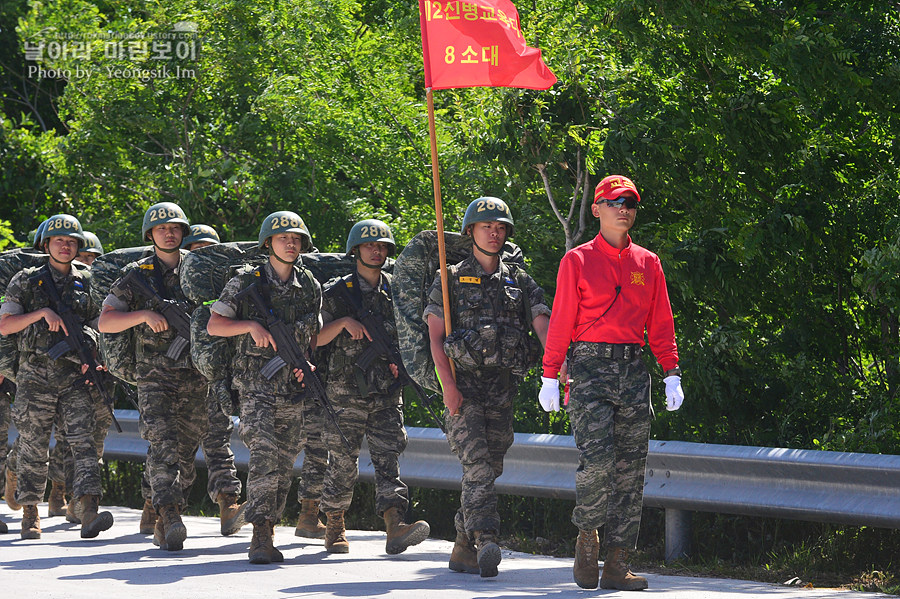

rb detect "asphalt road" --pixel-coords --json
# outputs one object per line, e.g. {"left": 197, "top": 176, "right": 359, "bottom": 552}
{"left": 0, "top": 505, "right": 890, "bottom": 598}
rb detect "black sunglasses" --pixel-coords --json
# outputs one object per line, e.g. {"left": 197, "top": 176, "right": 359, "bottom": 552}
{"left": 598, "top": 197, "right": 639, "bottom": 210}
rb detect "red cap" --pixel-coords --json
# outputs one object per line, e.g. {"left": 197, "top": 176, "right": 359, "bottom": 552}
{"left": 594, "top": 175, "right": 641, "bottom": 204}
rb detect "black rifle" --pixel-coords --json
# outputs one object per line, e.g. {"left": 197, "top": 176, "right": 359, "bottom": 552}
{"left": 333, "top": 278, "right": 446, "bottom": 433}
{"left": 118, "top": 268, "right": 191, "bottom": 360}
{"left": 0, "top": 376, "right": 15, "bottom": 400}
{"left": 234, "top": 281, "right": 351, "bottom": 449}
{"left": 31, "top": 268, "right": 122, "bottom": 433}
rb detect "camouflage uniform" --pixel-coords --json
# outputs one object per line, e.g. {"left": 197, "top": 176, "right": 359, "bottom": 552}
{"left": 104, "top": 253, "right": 207, "bottom": 509}
{"left": 566, "top": 342, "right": 651, "bottom": 547}
{"left": 424, "top": 254, "right": 549, "bottom": 537}
{"left": 1, "top": 263, "right": 103, "bottom": 504}
{"left": 319, "top": 272, "right": 409, "bottom": 516}
{"left": 211, "top": 260, "right": 321, "bottom": 525}
{"left": 49, "top": 388, "right": 112, "bottom": 496}
{"left": 295, "top": 398, "right": 327, "bottom": 501}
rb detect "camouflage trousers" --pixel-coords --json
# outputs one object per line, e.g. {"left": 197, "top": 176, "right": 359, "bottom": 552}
{"left": 0, "top": 397, "right": 10, "bottom": 495}
{"left": 48, "top": 392, "right": 112, "bottom": 490}
{"left": 202, "top": 379, "right": 241, "bottom": 502}
{"left": 321, "top": 393, "right": 408, "bottom": 516}
{"left": 566, "top": 342, "right": 651, "bottom": 549}
{"left": 137, "top": 365, "right": 208, "bottom": 509}
{"left": 239, "top": 391, "right": 305, "bottom": 525}
{"left": 446, "top": 369, "right": 515, "bottom": 536}
{"left": 12, "top": 358, "right": 101, "bottom": 504}
{"left": 296, "top": 396, "right": 328, "bottom": 501}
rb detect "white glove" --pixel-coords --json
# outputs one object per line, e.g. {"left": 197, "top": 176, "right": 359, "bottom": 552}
{"left": 538, "top": 376, "right": 560, "bottom": 412}
{"left": 664, "top": 375, "right": 684, "bottom": 411}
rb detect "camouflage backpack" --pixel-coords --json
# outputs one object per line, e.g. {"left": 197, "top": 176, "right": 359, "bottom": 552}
{"left": 0, "top": 249, "right": 48, "bottom": 382}
{"left": 391, "top": 230, "right": 524, "bottom": 392}
{"left": 91, "top": 246, "right": 154, "bottom": 384}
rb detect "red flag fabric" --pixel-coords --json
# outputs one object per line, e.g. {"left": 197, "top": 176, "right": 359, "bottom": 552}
{"left": 419, "top": 0, "right": 557, "bottom": 90}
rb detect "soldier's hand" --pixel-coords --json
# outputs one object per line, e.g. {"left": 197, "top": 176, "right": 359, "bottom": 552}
{"left": 41, "top": 308, "right": 68, "bottom": 336}
{"left": 80, "top": 363, "right": 94, "bottom": 384}
{"left": 142, "top": 310, "right": 169, "bottom": 333}
{"left": 443, "top": 384, "right": 464, "bottom": 416}
{"left": 389, "top": 363, "right": 399, "bottom": 379}
{"left": 292, "top": 367, "right": 305, "bottom": 384}
{"left": 343, "top": 318, "right": 371, "bottom": 341}
{"left": 249, "top": 322, "right": 277, "bottom": 350}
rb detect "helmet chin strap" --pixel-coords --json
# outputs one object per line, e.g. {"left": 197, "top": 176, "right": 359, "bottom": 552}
{"left": 473, "top": 239, "right": 502, "bottom": 257}
{"left": 154, "top": 243, "right": 180, "bottom": 254}
{"left": 353, "top": 250, "right": 383, "bottom": 270}
{"left": 269, "top": 245, "right": 298, "bottom": 265}
{"left": 48, "top": 252, "right": 77, "bottom": 266}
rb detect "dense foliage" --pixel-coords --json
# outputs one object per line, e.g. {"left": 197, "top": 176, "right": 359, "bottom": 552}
{"left": 2, "top": 0, "right": 899, "bottom": 582}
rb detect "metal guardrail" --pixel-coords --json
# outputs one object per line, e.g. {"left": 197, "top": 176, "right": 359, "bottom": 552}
{"left": 10, "top": 409, "right": 900, "bottom": 562}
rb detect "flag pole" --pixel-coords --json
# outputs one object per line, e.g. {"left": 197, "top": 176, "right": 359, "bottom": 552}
{"left": 426, "top": 87, "right": 456, "bottom": 381}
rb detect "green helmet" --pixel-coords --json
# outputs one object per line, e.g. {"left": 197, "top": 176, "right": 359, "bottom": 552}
{"left": 258, "top": 211, "right": 312, "bottom": 251}
{"left": 42, "top": 214, "right": 86, "bottom": 248}
{"left": 31, "top": 219, "right": 49, "bottom": 250}
{"left": 460, "top": 197, "right": 514, "bottom": 237}
{"left": 181, "top": 224, "right": 220, "bottom": 249}
{"left": 81, "top": 231, "right": 104, "bottom": 254}
{"left": 345, "top": 219, "right": 396, "bottom": 256}
{"left": 142, "top": 202, "right": 190, "bottom": 241}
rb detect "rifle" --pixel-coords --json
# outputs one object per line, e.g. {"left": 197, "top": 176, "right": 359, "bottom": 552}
{"left": 31, "top": 268, "right": 122, "bottom": 433}
{"left": 117, "top": 268, "right": 191, "bottom": 361}
{"left": 0, "top": 376, "right": 15, "bottom": 400}
{"left": 333, "top": 277, "right": 446, "bottom": 433}
{"left": 234, "top": 281, "right": 351, "bottom": 450}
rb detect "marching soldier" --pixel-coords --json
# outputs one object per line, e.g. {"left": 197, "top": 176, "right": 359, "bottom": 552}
{"left": 0, "top": 214, "right": 114, "bottom": 540}
{"left": 98, "top": 203, "right": 208, "bottom": 551}
{"left": 181, "top": 224, "right": 221, "bottom": 251}
{"left": 317, "top": 220, "right": 430, "bottom": 555}
{"left": 207, "top": 211, "right": 322, "bottom": 564}
{"left": 425, "top": 198, "right": 550, "bottom": 577}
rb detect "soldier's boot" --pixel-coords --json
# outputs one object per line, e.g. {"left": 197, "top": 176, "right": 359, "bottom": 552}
{"left": 48, "top": 481, "right": 67, "bottom": 517}
{"left": 269, "top": 520, "right": 284, "bottom": 562}
{"left": 217, "top": 492, "right": 246, "bottom": 536}
{"left": 474, "top": 530, "right": 501, "bottom": 578}
{"left": 21, "top": 504, "right": 41, "bottom": 539}
{"left": 80, "top": 495, "right": 114, "bottom": 539}
{"left": 448, "top": 531, "right": 479, "bottom": 574}
{"left": 159, "top": 504, "right": 187, "bottom": 551}
{"left": 152, "top": 507, "right": 167, "bottom": 549}
{"left": 248, "top": 521, "right": 275, "bottom": 564}
{"left": 139, "top": 498, "right": 156, "bottom": 534}
{"left": 383, "top": 506, "right": 430, "bottom": 555}
{"left": 324, "top": 511, "right": 350, "bottom": 554}
{"left": 573, "top": 528, "right": 600, "bottom": 589}
{"left": 5, "top": 468, "right": 20, "bottom": 510}
{"left": 294, "top": 498, "right": 326, "bottom": 538}
{"left": 599, "top": 547, "right": 648, "bottom": 591}
{"left": 66, "top": 495, "right": 82, "bottom": 524}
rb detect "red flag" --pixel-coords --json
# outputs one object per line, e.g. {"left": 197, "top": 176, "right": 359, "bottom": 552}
{"left": 419, "top": 0, "right": 557, "bottom": 90}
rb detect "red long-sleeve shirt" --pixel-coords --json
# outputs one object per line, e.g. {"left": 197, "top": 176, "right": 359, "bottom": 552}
{"left": 542, "top": 232, "right": 679, "bottom": 377}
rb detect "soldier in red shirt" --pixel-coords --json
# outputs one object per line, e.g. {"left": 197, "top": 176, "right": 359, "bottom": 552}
{"left": 539, "top": 175, "right": 684, "bottom": 591}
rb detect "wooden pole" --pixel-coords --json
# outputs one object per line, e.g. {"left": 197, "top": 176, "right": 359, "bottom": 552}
{"left": 426, "top": 87, "right": 456, "bottom": 381}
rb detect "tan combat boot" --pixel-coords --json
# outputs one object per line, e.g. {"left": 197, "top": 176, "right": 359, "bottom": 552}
{"left": 158, "top": 504, "right": 187, "bottom": 551}
{"left": 152, "top": 507, "right": 167, "bottom": 549}
{"left": 48, "top": 481, "right": 67, "bottom": 517}
{"left": 270, "top": 520, "right": 284, "bottom": 562}
{"left": 248, "top": 520, "right": 275, "bottom": 564}
{"left": 80, "top": 495, "right": 114, "bottom": 539}
{"left": 448, "top": 531, "right": 479, "bottom": 573}
{"left": 573, "top": 528, "right": 600, "bottom": 589}
{"left": 473, "top": 530, "right": 501, "bottom": 578}
{"left": 216, "top": 492, "right": 246, "bottom": 536}
{"left": 600, "top": 547, "right": 648, "bottom": 591}
{"left": 383, "top": 506, "right": 430, "bottom": 555}
{"left": 139, "top": 498, "right": 156, "bottom": 534}
{"left": 66, "top": 495, "right": 82, "bottom": 524}
{"left": 324, "top": 511, "right": 349, "bottom": 553}
{"left": 294, "top": 498, "right": 326, "bottom": 538}
{"left": 21, "top": 504, "right": 41, "bottom": 539}
{"left": 5, "top": 468, "right": 20, "bottom": 510}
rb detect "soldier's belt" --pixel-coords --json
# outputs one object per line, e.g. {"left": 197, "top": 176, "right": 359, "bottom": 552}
{"left": 577, "top": 342, "right": 642, "bottom": 360}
